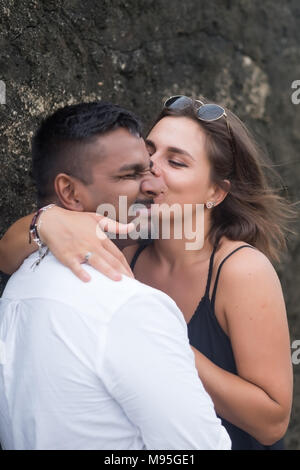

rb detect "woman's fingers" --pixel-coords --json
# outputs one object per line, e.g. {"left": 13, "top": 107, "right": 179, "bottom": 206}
{"left": 88, "top": 254, "right": 131, "bottom": 281}
{"left": 39, "top": 208, "right": 135, "bottom": 281}
{"left": 96, "top": 245, "right": 134, "bottom": 278}
{"left": 59, "top": 240, "right": 134, "bottom": 282}
{"left": 67, "top": 257, "right": 92, "bottom": 283}
{"left": 66, "top": 255, "right": 123, "bottom": 283}
{"left": 101, "top": 236, "right": 132, "bottom": 265}
{"left": 94, "top": 214, "right": 135, "bottom": 235}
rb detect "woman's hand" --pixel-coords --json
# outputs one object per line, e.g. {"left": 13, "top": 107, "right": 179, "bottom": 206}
{"left": 40, "top": 206, "right": 135, "bottom": 282}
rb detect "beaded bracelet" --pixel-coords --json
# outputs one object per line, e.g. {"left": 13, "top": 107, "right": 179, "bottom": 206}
{"left": 29, "top": 204, "right": 56, "bottom": 248}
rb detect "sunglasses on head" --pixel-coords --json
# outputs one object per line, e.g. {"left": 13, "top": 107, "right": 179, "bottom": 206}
{"left": 164, "top": 95, "right": 236, "bottom": 159}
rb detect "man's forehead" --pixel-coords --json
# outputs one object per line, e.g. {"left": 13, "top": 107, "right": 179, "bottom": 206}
{"left": 95, "top": 128, "right": 144, "bottom": 152}
{"left": 89, "top": 129, "right": 149, "bottom": 168}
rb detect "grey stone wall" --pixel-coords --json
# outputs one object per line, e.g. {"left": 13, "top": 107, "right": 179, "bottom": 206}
{"left": 0, "top": 0, "right": 299, "bottom": 448}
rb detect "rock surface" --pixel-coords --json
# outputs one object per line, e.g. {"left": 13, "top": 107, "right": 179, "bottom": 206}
{"left": 0, "top": 0, "right": 300, "bottom": 448}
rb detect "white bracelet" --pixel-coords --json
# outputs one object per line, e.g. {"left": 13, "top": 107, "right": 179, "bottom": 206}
{"left": 36, "top": 203, "right": 56, "bottom": 246}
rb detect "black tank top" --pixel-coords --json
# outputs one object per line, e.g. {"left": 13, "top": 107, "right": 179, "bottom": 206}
{"left": 130, "top": 242, "right": 285, "bottom": 450}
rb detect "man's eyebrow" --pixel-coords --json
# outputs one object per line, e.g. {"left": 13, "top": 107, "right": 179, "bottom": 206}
{"left": 146, "top": 139, "right": 195, "bottom": 160}
{"left": 118, "top": 162, "right": 150, "bottom": 172}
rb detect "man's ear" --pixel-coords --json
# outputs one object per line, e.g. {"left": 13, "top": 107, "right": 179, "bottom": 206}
{"left": 209, "top": 179, "right": 231, "bottom": 207}
{"left": 54, "top": 173, "right": 84, "bottom": 211}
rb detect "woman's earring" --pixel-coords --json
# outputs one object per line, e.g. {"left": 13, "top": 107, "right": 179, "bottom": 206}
{"left": 206, "top": 201, "right": 215, "bottom": 209}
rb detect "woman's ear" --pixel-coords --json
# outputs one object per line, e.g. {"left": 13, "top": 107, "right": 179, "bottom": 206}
{"left": 210, "top": 179, "right": 231, "bottom": 207}
{"left": 54, "top": 173, "right": 84, "bottom": 211}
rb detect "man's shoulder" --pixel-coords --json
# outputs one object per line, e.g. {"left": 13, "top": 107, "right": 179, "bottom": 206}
{"left": 3, "top": 251, "right": 166, "bottom": 317}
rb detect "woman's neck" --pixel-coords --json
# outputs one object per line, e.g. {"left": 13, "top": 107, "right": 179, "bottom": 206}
{"left": 152, "top": 219, "right": 215, "bottom": 272}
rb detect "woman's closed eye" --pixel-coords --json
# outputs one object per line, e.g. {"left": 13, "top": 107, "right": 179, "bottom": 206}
{"left": 168, "top": 160, "right": 188, "bottom": 168}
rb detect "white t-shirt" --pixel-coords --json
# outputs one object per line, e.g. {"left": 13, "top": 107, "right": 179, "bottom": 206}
{"left": 0, "top": 251, "right": 231, "bottom": 450}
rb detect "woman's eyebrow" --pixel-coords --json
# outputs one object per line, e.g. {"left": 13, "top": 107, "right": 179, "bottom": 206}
{"left": 146, "top": 139, "right": 194, "bottom": 161}
{"left": 145, "top": 139, "right": 156, "bottom": 150}
{"left": 167, "top": 146, "right": 195, "bottom": 160}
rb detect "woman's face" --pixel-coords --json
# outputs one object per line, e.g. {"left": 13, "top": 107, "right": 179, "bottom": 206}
{"left": 145, "top": 116, "right": 216, "bottom": 209}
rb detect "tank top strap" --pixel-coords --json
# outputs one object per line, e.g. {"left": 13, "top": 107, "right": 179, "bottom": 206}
{"left": 210, "top": 244, "right": 256, "bottom": 309}
{"left": 130, "top": 244, "right": 148, "bottom": 271}
{"left": 203, "top": 242, "right": 219, "bottom": 299}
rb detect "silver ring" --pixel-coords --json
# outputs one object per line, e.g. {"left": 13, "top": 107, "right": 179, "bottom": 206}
{"left": 84, "top": 252, "right": 92, "bottom": 263}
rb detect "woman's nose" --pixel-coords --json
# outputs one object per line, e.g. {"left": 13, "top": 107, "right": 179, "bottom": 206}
{"left": 140, "top": 170, "right": 166, "bottom": 198}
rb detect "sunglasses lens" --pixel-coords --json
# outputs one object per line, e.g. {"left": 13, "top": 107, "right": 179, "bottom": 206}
{"left": 197, "top": 104, "right": 225, "bottom": 121}
{"left": 164, "top": 95, "right": 193, "bottom": 110}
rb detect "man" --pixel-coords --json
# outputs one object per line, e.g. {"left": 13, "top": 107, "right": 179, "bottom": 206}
{"left": 0, "top": 102, "right": 231, "bottom": 450}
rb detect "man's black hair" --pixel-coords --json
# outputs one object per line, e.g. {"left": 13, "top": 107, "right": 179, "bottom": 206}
{"left": 32, "top": 101, "right": 142, "bottom": 206}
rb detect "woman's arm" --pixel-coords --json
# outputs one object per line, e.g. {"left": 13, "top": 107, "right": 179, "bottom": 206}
{"left": 191, "top": 248, "right": 293, "bottom": 446}
{"left": 0, "top": 214, "right": 36, "bottom": 274}
{"left": 0, "top": 206, "right": 135, "bottom": 281}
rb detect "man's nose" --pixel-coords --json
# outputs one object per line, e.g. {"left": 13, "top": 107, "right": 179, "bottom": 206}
{"left": 140, "top": 170, "right": 166, "bottom": 198}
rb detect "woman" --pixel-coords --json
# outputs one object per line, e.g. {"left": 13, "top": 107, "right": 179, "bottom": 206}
{"left": 0, "top": 96, "right": 296, "bottom": 449}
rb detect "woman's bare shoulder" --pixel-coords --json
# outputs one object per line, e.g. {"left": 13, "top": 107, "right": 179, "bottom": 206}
{"left": 215, "top": 239, "right": 285, "bottom": 328}
{"left": 216, "top": 237, "right": 279, "bottom": 288}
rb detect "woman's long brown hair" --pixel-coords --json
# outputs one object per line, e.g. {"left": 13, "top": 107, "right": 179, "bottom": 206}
{"left": 152, "top": 97, "right": 298, "bottom": 263}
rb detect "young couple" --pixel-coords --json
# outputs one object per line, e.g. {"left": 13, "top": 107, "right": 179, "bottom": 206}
{"left": 0, "top": 96, "right": 294, "bottom": 450}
